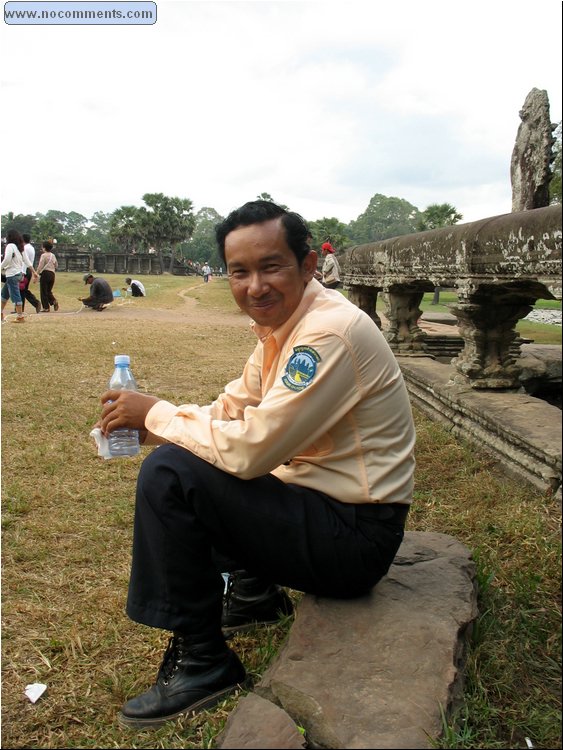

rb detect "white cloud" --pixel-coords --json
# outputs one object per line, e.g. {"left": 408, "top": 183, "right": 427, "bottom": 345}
{"left": 1, "top": 0, "right": 561, "bottom": 226}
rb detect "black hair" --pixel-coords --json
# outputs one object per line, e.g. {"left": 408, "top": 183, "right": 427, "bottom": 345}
{"left": 22, "top": 233, "right": 31, "bottom": 243}
{"left": 42, "top": 241, "right": 53, "bottom": 252}
{"left": 6, "top": 229, "right": 24, "bottom": 253}
{"left": 215, "top": 200, "right": 310, "bottom": 266}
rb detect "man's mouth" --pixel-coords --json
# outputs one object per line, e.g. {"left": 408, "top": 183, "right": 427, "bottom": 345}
{"left": 252, "top": 298, "right": 277, "bottom": 309}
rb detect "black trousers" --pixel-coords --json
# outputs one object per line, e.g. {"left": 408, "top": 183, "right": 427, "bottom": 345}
{"left": 21, "top": 269, "right": 40, "bottom": 310}
{"left": 39, "top": 271, "right": 57, "bottom": 310}
{"left": 127, "top": 445, "right": 407, "bottom": 639}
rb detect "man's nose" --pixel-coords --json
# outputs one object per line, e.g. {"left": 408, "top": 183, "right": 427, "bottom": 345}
{"left": 248, "top": 271, "right": 269, "bottom": 295}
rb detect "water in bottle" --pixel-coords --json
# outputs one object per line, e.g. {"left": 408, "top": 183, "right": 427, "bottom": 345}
{"left": 108, "top": 354, "right": 140, "bottom": 457}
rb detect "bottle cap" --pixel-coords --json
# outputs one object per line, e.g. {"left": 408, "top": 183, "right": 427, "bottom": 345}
{"left": 114, "top": 354, "right": 130, "bottom": 366}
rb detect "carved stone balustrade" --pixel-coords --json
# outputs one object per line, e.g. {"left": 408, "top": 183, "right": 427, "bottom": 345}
{"left": 342, "top": 204, "right": 562, "bottom": 390}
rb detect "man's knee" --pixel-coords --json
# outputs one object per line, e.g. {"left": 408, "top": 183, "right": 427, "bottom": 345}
{"left": 137, "top": 444, "right": 212, "bottom": 493}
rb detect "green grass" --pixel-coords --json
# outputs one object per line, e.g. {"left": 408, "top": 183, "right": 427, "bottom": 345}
{"left": 420, "top": 292, "right": 561, "bottom": 345}
{"left": 419, "top": 291, "right": 562, "bottom": 312}
{"left": 1, "top": 273, "right": 561, "bottom": 749}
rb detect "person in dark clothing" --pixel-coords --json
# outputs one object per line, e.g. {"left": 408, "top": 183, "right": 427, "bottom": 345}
{"left": 21, "top": 234, "right": 41, "bottom": 313}
{"left": 80, "top": 273, "right": 114, "bottom": 311}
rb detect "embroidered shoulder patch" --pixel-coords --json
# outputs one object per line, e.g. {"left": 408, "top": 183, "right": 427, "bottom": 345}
{"left": 282, "top": 346, "right": 321, "bottom": 392}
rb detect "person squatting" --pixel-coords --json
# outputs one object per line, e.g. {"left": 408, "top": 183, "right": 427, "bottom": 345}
{"left": 97, "top": 200, "right": 416, "bottom": 730}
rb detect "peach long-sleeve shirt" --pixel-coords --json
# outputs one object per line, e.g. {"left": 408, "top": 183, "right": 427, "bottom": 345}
{"left": 145, "top": 279, "right": 416, "bottom": 505}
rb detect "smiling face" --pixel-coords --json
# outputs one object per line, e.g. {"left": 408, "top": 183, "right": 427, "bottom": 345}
{"left": 225, "top": 217, "right": 317, "bottom": 329}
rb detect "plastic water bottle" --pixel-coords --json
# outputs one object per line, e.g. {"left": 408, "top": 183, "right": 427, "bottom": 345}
{"left": 107, "top": 354, "right": 140, "bottom": 457}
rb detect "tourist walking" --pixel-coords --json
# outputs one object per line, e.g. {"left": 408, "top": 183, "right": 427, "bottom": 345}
{"left": 202, "top": 262, "right": 212, "bottom": 283}
{"left": 20, "top": 234, "right": 41, "bottom": 313}
{"left": 37, "top": 241, "right": 59, "bottom": 312}
{"left": 1, "top": 229, "right": 30, "bottom": 323}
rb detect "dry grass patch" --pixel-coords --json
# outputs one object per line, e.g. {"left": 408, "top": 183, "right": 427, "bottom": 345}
{"left": 1, "top": 273, "right": 561, "bottom": 749}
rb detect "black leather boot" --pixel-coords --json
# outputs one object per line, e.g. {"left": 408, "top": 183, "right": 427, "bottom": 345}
{"left": 222, "top": 571, "right": 294, "bottom": 637}
{"left": 118, "top": 634, "right": 248, "bottom": 729}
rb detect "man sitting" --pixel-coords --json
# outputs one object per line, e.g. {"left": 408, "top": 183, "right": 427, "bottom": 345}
{"left": 80, "top": 273, "right": 114, "bottom": 311}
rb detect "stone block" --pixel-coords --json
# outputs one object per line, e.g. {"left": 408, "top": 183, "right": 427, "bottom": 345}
{"left": 218, "top": 532, "right": 477, "bottom": 749}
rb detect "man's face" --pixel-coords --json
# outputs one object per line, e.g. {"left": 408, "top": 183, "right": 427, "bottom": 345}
{"left": 225, "top": 217, "right": 316, "bottom": 329}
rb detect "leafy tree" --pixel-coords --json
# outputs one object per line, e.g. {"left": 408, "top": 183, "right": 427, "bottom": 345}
{"left": 417, "top": 203, "right": 463, "bottom": 231}
{"left": 1, "top": 212, "right": 36, "bottom": 237}
{"left": 86, "top": 211, "right": 114, "bottom": 251}
{"left": 347, "top": 194, "right": 421, "bottom": 244}
{"left": 549, "top": 121, "right": 561, "bottom": 204}
{"left": 417, "top": 202, "right": 463, "bottom": 304}
{"left": 109, "top": 206, "right": 147, "bottom": 254}
{"left": 183, "top": 207, "right": 224, "bottom": 269}
{"left": 32, "top": 210, "right": 88, "bottom": 245}
{"left": 307, "top": 217, "right": 351, "bottom": 253}
{"left": 33, "top": 212, "right": 65, "bottom": 243}
{"left": 141, "top": 193, "right": 196, "bottom": 273}
{"left": 64, "top": 211, "right": 89, "bottom": 244}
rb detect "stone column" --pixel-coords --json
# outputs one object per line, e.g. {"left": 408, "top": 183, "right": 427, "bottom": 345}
{"left": 449, "top": 296, "right": 533, "bottom": 389}
{"left": 348, "top": 286, "right": 382, "bottom": 328}
{"left": 383, "top": 288, "right": 430, "bottom": 356}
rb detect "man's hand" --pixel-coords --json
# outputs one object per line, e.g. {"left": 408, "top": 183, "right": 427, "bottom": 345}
{"left": 100, "top": 390, "right": 161, "bottom": 437}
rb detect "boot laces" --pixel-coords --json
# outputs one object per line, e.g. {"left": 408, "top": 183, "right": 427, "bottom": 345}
{"left": 159, "top": 634, "right": 187, "bottom": 686}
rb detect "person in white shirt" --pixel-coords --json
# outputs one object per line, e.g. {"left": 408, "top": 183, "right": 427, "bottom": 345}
{"left": 1, "top": 229, "right": 36, "bottom": 322}
{"left": 21, "top": 234, "right": 41, "bottom": 313}
{"left": 123, "top": 277, "right": 146, "bottom": 297}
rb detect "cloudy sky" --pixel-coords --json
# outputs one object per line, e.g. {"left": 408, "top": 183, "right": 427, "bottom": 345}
{"left": 1, "top": 0, "right": 561, "bottom": 227}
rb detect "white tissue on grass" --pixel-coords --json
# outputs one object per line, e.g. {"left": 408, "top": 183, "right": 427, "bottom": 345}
{"left": 89, "top": 427, "right": 112, "bottom": 459}
{"left": 25, "top": 683, "right": 47, "bottom": 703}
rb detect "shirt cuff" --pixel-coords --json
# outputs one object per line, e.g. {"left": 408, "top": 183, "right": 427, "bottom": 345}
{"left": 145, "top": 399, "right": 181, "bottom": 438}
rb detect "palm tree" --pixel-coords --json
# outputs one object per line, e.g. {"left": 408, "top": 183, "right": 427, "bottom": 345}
{"left": 417, "top": 203, "right": 463, "bottom": 231}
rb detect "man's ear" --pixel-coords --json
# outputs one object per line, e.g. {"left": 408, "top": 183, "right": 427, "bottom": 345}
{"left": 303, "top": 250, "right": 318, "bottom": 281}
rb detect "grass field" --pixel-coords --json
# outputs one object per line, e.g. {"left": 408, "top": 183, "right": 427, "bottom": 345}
{"left": 1, "top": 273, "right": 561, "bottom": 749}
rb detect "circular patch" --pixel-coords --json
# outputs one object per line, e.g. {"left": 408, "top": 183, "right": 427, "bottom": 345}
{"left": 282, "top": 346, "right": 321, "bottom": 392}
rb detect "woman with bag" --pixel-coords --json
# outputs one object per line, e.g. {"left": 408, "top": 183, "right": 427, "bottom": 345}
{"left": 37, "top": 240, "right": 59, "bottom": 312}
{"left": 1, "top": 229, "right": 27, "bottom": 323}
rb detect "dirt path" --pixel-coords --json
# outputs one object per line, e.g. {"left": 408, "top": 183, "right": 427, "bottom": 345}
{"left": 10, "top": 283, "right": 251, "bottom": 328}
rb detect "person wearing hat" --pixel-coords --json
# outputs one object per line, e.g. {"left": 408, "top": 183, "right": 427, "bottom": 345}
{"left": 320, "top": 241, "right": 341, "bottom": 289}
{"left": 79, "top": 273, "right": 114, "bottom": 311}
{"left": 201, "top": 262, "right": 212, "bottom": 283}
